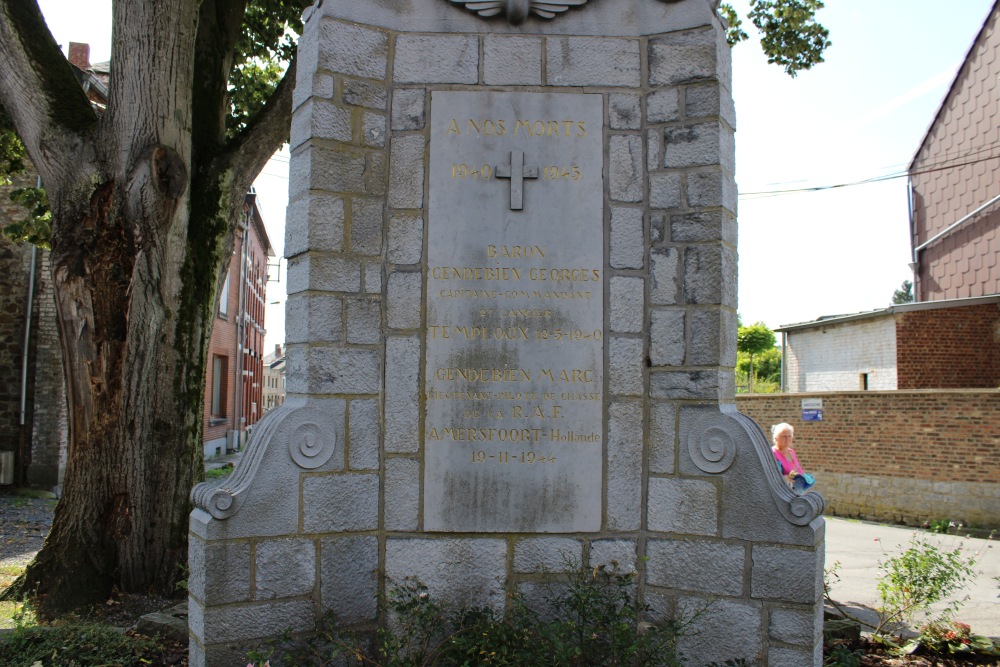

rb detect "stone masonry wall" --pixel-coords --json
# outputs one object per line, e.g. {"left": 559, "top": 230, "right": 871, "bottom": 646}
{"left": 190, "top": 3, "right": 825, "bottom": 666}
{"left": 737, "top": 391, "right": 1000, "bottom": 527}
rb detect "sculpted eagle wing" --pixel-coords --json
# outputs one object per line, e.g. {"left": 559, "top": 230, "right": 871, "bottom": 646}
{"left": 530, "top": 0, "right": 588, "bottom": 19}
{"left": 450, "top": 1, "right": 504, "bottom": 17}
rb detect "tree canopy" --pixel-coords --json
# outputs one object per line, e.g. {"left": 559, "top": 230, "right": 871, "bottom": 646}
{"left": 737, "top": 321, "right": 778, "bottom": 393}
{"left": 721, "top": 0, "right": 831, "bottom": 76}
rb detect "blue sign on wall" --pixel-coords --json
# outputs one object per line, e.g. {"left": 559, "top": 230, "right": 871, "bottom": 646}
{"left": 801, "top": 409, "right": 823, "bottom": 422}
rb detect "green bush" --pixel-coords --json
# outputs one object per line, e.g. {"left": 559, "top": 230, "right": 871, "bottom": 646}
{"left": 268, "top": 564, "right": 686, "bottom": 666}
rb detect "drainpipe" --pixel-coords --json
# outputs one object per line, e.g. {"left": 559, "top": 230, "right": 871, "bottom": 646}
{"left": 907, "top": 178, "right": 918, "bottom": 300}
{"left": 18, "top": 176, "right": 43, "bottom": 485}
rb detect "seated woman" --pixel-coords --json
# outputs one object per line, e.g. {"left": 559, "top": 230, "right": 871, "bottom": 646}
{"left": 771, "top": 422, "right": 812, "bottom": 491}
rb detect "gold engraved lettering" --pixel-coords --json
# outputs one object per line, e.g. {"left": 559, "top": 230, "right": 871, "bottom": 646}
{"left": 487, "top": 245, "right": 546, "bottom": 259}
{"left": 446, "top": 119, "right": 461, "bottom": 135}
{"left": 434, "top": 367, "right": 531, "bottom": 382}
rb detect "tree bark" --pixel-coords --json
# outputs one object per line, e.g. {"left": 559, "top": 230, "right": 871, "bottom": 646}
{"left": 0, "top": 0, "right": 295, "bottom": 614}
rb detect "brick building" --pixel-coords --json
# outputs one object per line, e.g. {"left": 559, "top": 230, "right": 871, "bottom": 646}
{"left": 202, "top": 192, "right": 273, "bottom": 458}
{"left": 0, "top": 42, "right": 109, "bottom": 490}
{"left": 778, "top": 296, "right": 1000, "bottom": 392}
{"left": 909, "top": 0, "right": 1000, "bottom": 301}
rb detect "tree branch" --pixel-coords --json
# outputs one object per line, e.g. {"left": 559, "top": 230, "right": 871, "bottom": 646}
{"left": 0, "top": 0, "right": 96, "bottom": 185}
{"left": 192, "top": 0, "right": 249, "bottom": 152}
{"left": 218, "top": 58, "right": 295, "bottom": 196}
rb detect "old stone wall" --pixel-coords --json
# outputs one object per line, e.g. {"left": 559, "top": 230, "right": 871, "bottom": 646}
{"left": 190, "top": 2, "right": 824, "bottom": 666}
{"left": 737, "top": 390, "right": 1000, "bottom": 527}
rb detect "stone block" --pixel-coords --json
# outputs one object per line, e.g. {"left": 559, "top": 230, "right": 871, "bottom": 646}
{"left": 348, "top": 398, "right": 379, "bottom": 470}
{"left": 303, "top": 473, "right": 380, "bottom": 533}
{"left": 285, "top": 193, "right": 345, "bottom": 257}
{"left": 285, "top": 347, "right": 381, "bottom": 395}
{"left": 284, "top": 294, "right": 342, "bottom": 345}
{"left": 647, "top": 128, "right": 661, "bottom": 173}
{"left": 609, "top": 93, "right": 641, "bottom": 130}
{"left": 648, "top": 28, "right": 726, "bottom": 87}
{"left": 187, "top": 537, "right": 251, "bottom": 605}
{"left": 291, "top": 99, "right": 352, "bottom": 150}
{"left": 513, "top": 537, "right": 583, "bottom": 573}
{"left": 608, "top": 337, "right": 644, "bottom": 397}
{"left": 670, "top": 210, "right": 734, "bottom": 244}
{"left": 318, "top": 20, "right": 388, "bottom": 80}
{"left": 385, "top": 457, "right": 420, "bottom": 531}
{"left": 366, "top": 151, "right": 387, "bottom": 196}
{"left": 484, "top": 36, "right": 542, "bottom": 85}
{"left": 609, "top": 277, "right": 644, "bottom": 334}
{"left": 649, "top": 402, "right": 677, "bottom": 473}
{"left": 769, "top": 606, "right": 820, "bottom": 646}
{"left": 690, "top": 308, "right": 737, "bottom": 367}
{"left": 685, "top": 245, "right": 737, "bottom": 307}
{"left": 768, "top": 646, "right": 819, "bottom": 667}
{"left": 751, "top": 546, "right": 822, "bottom": 604}
{"left": 388, "top": 135, "right": 425, "bottom": 209}
{"left": 391, "top": 88, "right": 426, "bottom": 131}
{"left": 609, "top": 135, "right": 643, "bottom": 203}
{"left": 346, "top": 297, "right": 382, "bottom": 344}
{"left": 649, "top": 308, "right": 685, "bottom": 366}
{"left": 362, "top": 111, "right": 386, "bottom": 148}
{"left": 342, "top": 79, "right": 387, "bottom": 110}
{"left": 516, "top": 581, "right": 573, "bottom": 623}
{"left": 649, "top": 369, "right": 725, "bottom": 400}
{"left": 363, "top": 262, "right": 383, "bottom": 294}
{"left": 649, "top": 171, "right": 681, "bottom": 209}
{"left": 193, "top": 599, "right": 314, "bottom": 644}
{"left": 321, "top": 535, "right": 379, "bottom": 625}
{"left": 255, "top": 538, "right": 316, "bottom": 600}
{"left": 590, "top": 539, "right": 638, "bottom": 573}
{"left": 647, "top": 88, "right": 680, "bottom": 123}
{"left": 663, "top": 121, "right": 725, "bottom": 169}
{"left": 687, "top": 168, "right": 738, "bottom": 212}
{"left": 287, "top": 255, "right": 361, "bottom": 294}
{"left": 386, "top": 271, "right": 422, "bottom": 329}
{"left": 608, "top": 401, "right": 643, "bottom": 531}
{"left": 647, "top": 477, "right": 718, "bottom": 536}
{"left": 385, "top": 538, "right": 507, "bottom": 610}
{"left": 395, "top": 35, "right": 478, "bottom": 84}
{"left": 385, "top": 336, "right": 420, "bottom": 453}
{"left": 686, "top": 82, "right": 736, "bottom": 129}
{"left": 610, "top": 207, "right": 644, "bottom": 269}
{"left": 646, "top": 539, "right": 744, "bottom": 595}
{"left": 650, "top": 247, "right": 680, "bottom": 304}
{"left": 350, "top": 198, "right": 384, "bottom": 256}
{"left": 546, "top": 37, "right": 641, "bottom": 87}
{"left": 289, "top": 146, "right": 368, "bottom": 198}
{"left": 675, "top": 597, "right": 761, "bottom": 666}
{"left": 387, "top": 213, "right": 424, "bottom": 264}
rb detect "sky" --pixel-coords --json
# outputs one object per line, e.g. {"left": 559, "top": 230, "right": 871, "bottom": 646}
{"left": 34, "top": 0, "right": 997, "bottom": 343}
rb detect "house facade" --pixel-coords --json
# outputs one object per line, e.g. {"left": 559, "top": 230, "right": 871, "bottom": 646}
{"left": 201, "top": 192, "right": 273, "bottom": 458}
{"left": 262, "top": 344, "right": 286, "bottom": 414}
{"left": 909, "top": 1, "right": 1000, "bottom": 301}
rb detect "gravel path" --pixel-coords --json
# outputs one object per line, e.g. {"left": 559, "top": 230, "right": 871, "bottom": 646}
{"left": 0, "top": 493, "right": 56, "bottom": 577}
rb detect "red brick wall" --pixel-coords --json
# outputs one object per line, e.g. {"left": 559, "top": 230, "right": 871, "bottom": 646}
{"left": 896, "top": 304, "right": 1000, "bottom": 389}
{"left": 736, "top": 391, "right": 1000, "bottom": 485}
{"left": 203, "top": 241, "right": 240, "bottom": 449}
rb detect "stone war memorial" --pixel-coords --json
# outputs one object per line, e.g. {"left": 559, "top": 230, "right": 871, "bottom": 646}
{"left": 188, "top": 0, "right": 826, "bottom": 664}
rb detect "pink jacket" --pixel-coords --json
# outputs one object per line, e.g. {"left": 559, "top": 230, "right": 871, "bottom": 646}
{"left": 772, "top": 447, "right": 804, "bottom": 476}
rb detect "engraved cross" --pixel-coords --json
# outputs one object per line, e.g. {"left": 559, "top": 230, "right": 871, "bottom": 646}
{"left": 495, "top": 150, "right": 539, "bottom": 211}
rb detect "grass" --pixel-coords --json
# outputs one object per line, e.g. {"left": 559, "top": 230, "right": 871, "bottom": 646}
{"left": 204, "top": 464, "right": 233, "bottom": 480}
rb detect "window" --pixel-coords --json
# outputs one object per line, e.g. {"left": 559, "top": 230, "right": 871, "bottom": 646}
{"left": 219, "top": 273, "right": 230, "bottom": 317}
{"left": 211, "top": 355, "right": 228, "bottom": 418}
{"left": 860, "top": 373, "right": 870, "bottom": 390}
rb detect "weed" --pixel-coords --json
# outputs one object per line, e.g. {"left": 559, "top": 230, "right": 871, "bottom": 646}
{"left": 0, "top": 623, "right": 161, "bottom": 667}
{"left": 824, "top": 643, "right": 862, "bottom": 667}
{"left": 899, "top": 620, "right": 1000, "bottom": 658}
{"left": 205, "top": 464, "right": 234, "bottom": 480}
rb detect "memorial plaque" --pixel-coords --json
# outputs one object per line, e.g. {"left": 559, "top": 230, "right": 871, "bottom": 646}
{"left": 424, "top": 91, "right": 604, "bottom": 532}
